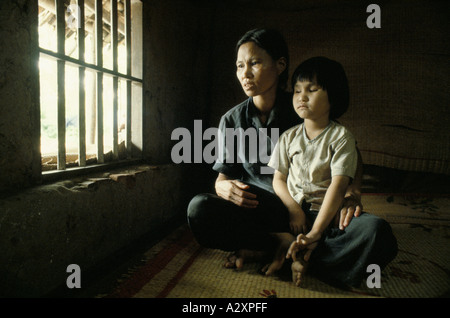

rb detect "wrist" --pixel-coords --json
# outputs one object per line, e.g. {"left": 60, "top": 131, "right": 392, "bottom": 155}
{"left": 307, "top": 228, "right": 322, "bottom": 241}
{"left": 344, "top": 192, "right": 361, "bottom": 203}
{"left": 288, "top": 206, "right": 304, "bottom": 216}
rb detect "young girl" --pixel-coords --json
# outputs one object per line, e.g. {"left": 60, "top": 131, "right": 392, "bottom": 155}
{"left": 268, "top": 57, "right": 397, "bottom": 288}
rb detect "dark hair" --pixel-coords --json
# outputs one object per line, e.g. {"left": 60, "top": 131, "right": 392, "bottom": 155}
{"left": 236, "top": 28, "right": 289, "bottom": 90}
{"left": 291, "top": 56, "right": 350, "bottom": 120}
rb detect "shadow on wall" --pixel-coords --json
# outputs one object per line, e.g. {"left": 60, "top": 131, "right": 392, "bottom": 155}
{"left": 0, "top": 164, "right": 192, "bottom": 297}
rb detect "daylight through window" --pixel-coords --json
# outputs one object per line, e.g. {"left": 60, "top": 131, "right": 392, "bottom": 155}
{"left": 38, "top": 0, "right": 142, "bottom": 173}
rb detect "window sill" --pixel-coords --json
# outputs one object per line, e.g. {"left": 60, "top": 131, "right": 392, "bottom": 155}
{"left": 41, "top": 159, "right": 144, "bottom": 184}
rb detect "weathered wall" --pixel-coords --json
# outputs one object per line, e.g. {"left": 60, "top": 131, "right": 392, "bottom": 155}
{"left": 0, "top": 0, "right": 215, "bottom": 297}
{"left": 0, "top": 0, "right": 41, "bottom": 194}
{"left": 0, "top": 164, "right": 188, "bottom": 297}
{"left": 143, "top": 0, "right": 215, "bottom": 163}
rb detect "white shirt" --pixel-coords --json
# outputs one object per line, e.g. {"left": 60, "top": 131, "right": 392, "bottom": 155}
{"left": 268, "top": 121, "right": 357, "bottom": 211}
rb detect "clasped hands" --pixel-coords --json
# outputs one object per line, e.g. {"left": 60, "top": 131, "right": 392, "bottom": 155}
{"left": 215, "top": 178, "right": 259, "bottom": 209}
{"left": 287, "top": 195, "right": 363, "bottom": 262}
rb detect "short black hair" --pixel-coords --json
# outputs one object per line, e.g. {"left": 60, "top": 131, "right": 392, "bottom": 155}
{"left": 291, "top": 56, "right": 349, "bottom": 120}
{"left": 236, "top": 28, "right": 289, "bottom": 90}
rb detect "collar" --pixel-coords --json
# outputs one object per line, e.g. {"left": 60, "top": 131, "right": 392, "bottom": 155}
{"left": 245, "top": 94, "right": 282, "bottom": 129}
{"left": 302, "top": 120, "right": 335, "bottom": 143}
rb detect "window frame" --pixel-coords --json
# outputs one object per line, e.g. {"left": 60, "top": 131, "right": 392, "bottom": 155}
{"left": 38, "top": 0, "right": 143, "bottom": 182}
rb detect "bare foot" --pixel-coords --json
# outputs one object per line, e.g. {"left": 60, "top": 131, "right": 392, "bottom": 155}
{"left": 261, "top": 233, "right": 295, "bottom": 276}
{"left": 224, "top": 249, "right": 266, "bottom": 270}
{"left": 291, "top": 253, "right": 308, "bottom": 287}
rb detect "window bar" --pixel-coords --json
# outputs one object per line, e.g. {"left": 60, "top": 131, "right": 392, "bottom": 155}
{"left": 56, "top": 0, "right": 66, "bottom": 170}
{"left": 125, "top": 0, "right": 132, "bottom": 158}
{"left": 95, "top": 0, "right": 104, "bottom": 164}
{"left": 39, "top": 47, "right": 141, "bottom": 82}
{"left": 78, "top": 0, "right": 87, "bottom": 167}
{"left": 111, "top": 0, "right": 119, "bottom": 160}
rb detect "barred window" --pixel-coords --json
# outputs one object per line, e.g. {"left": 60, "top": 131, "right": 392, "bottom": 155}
{"left": 38, "top": 0, "right": 142, "bottom": 178}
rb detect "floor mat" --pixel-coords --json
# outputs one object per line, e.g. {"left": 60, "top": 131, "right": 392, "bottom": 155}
{"left": 100, "top": 194, "right": 450, "bottom": 298}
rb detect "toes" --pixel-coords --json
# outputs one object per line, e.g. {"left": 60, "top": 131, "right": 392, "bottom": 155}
{"left": 291, "top": 260, "right": 308, "bottom": 287}
{"left": 295, "top": 276, "right": 302, "bottom": 287}
{"left": 235, "top": 257, "right": 244, "bottom": 269}
{"left": 224, "top": 262, "right": 234, "bottom": 268}
{"left": 260, "top": 263, "right": 269, "bottom": 274}
{"left": 224, "top": 254, "right": 237, "bottom": 268}
{"left": 292, "top": 271, "right": 302, "bottom": 287}
{"left": 264, "top": 263, "right": 277, "bottom": 276}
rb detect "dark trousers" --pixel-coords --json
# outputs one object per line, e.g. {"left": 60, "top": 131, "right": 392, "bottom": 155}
{"left": 187, "top": 186, "right": 290, "bottom": 252}
{"left": 187, "top": 189, "right": 398, "bottom": 288}
{"left": 303, "top": 205, "right": 398, "bottom": 288}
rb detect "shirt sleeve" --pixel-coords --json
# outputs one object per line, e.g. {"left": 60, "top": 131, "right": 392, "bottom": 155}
{"left": 330, "top": 133, "right": 357, "bottom": 179}
{"left": 212, "top": 115, "right": 243, "bottom": 178}
{"left": 268, "top": 132, "right": 290, "bottom": 176}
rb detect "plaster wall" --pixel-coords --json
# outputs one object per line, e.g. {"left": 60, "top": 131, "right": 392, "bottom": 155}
{"left": 0, "top": 0, "right": 41, "bottom": 193}
{"left": 0, "top": 0, "right": 215, "bottom": 297}
{"left": 0, "top": 164, "right": 187, "bottom": 297}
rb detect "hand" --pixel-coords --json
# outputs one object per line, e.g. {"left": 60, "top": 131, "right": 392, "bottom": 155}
{"left": 286, "top": 231, "right": 321, "bottom": 262}
{"left": 288, "top": 208, "right": 308, "bottom": 236}
{"left": 337, "top": 196, "right": 363, "bottom": 230}
{"left": 215, "top": 179, "right": 258, "bottom": 208}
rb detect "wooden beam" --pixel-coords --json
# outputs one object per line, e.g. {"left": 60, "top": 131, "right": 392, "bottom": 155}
{"left": 95, "top": 0, "right": 104, "bottom": 163}
{"left": 56, "top": 0, "right": 66, "bottom": 170}
{"left": 125, "top": 0, "right": 132, "bottom": 157}
{"left": 112, "top": 0, "right": 119, "bottom": 159}
{"left": 78, "top": 0, "right": 87, "bottom": 167}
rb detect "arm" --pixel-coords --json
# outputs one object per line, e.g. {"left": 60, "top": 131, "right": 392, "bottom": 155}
{"left": 288, "top": 175, "right": 350, "bottom": 262}
{"left": 311, "top": 175, "right": 350, "bottom": 237}
{"left": 215, "top": 173, "right": 258, "bottom": 208}
{"left": 339, "top": 147, "right": 363, "bottom": 229}
{"left": 273, "top": 170, "right": 307, "bottom": 235}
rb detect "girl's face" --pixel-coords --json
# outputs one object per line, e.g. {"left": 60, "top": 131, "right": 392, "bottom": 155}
{"left": 236, "top": 42, "right": 284, "bottom": 98}
{"left": 293, "top": 79, "right": 330, "bottom": 122}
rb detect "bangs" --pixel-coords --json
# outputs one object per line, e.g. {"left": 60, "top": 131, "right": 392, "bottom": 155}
{"left": 291, "top": 58, "right": 330, "bottom": 90}
{"left": 295, "top": 71, "right": 320, "bottom": 86}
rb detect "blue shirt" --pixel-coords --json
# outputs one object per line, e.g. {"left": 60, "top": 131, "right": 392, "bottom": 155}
{"left": 213, "top": 90, "right": 301, "bottom": 193}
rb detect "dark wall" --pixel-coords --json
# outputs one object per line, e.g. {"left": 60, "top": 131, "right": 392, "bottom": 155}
{"left": 0, "top": 0, "right": 41, "bottom": 193}
{"left": 143, "top": 0, "right": 215, "bottom": 164}
{"left": 207, "top": 0, "right": 450, "bottom": 175}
